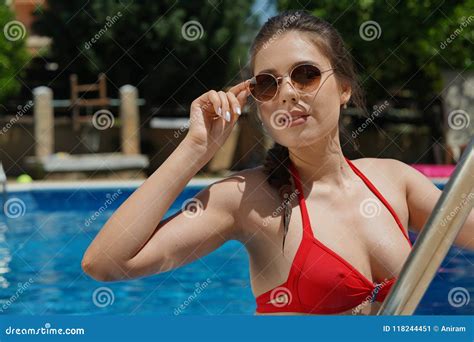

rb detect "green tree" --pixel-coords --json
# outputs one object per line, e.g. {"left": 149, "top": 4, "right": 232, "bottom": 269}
{"left": 33, "top": 0, "right": 258, "bottom": 112}
{"left": 278, "top": 0, "right": 473, "bottom": 108}
{"left": 0, "top": 2, "right": 30, "bottom": 106}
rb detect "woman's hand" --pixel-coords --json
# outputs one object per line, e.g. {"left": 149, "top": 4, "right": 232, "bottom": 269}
{"left": 184, "top": 80, "right": 250, "bottom": 158}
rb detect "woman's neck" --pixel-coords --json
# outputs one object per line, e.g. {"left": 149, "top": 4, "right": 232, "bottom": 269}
{"left": 288, "top": 126, "right": 357, "bottom": 189}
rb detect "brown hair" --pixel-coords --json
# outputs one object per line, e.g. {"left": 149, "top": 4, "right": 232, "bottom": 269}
{"left": 249, "top": 10, "right": 366, "bottom": 251}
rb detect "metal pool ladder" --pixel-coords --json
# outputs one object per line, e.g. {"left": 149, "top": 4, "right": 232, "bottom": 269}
{"left": 0, "top": 161, "right": 6, "bottom": 204}
{"left": 377, "top": 136, "right": 474, "bottom": 315}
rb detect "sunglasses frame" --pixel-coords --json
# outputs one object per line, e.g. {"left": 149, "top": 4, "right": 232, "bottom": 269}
{"left": 249, "top": 63, "right": 335, "bottom": 103}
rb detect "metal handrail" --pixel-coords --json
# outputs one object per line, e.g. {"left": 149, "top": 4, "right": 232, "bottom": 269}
{"left": 377, "top": 136, "right": 474, "bottom": 315}
{"left": 0, "top": 161, "right": 6, "bottom": 204}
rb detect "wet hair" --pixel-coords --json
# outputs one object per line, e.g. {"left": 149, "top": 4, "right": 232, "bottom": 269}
{"left": 249, "top": 10, "right": 366, "bottom": 251}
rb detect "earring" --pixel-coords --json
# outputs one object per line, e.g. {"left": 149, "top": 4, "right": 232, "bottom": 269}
{"left": 260, "top": 120, "right": 268, "bottom": 134}
{"left": 343, "top": 103, "right": 347, "bottom": 109}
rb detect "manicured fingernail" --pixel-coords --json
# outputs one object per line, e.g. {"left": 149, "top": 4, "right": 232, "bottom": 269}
{"left": 217, "top": 107, "right": 222, "bottom": 115}
{"left": 225, "top": 111, "right": 231, "bottom": 122}
{"left": 236, "top": 107, "right": 241, "bottom": 115}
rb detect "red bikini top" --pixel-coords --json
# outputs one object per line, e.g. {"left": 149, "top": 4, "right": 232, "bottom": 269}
{"left": 256, "top": 157, "right": 413, "bottom": 314}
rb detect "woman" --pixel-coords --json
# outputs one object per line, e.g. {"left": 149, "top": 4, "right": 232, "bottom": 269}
{"left": 82, "top": 10, "right": 474, "bottom": 315}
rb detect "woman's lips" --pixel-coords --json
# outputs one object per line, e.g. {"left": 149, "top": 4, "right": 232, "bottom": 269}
{"left": 271, "top": 109, "right": 309, "bottom": 128}
{"left": 288, "top": 111, "right": 309, "bottom": 127}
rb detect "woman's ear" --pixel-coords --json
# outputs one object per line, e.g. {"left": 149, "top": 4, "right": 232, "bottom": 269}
{"left": 339, "top": 79, "right": 352, "bottom": 107}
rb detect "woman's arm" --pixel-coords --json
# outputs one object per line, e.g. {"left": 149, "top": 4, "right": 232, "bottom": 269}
{"left": 397, "top": 160, "right": 474, "bottom": 250}
{"left": 81, "top": 81, "right": 250, "bottom": 281}
{"left": 81, "top": 139, "right": 242, "bottom": 281}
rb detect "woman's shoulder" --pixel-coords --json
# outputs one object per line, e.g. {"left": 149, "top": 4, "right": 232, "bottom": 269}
{"left": 203, "top": 165, "right": 270, "bottom": 204}
{"left": 350, "top": 156, "right": 406, "bottom": 166}
{"left": 215, "top": 165, "right": 270, "bottom": 196}
{"left": 218, "top": 165, "right": 269, "bottom": 185}
{"left": 201, "top": 166, "right": 274, "bottom": 236}
{"left": 348, "top": 157, "right": 410, "bottom": 205}
{"left": 350, "top": 157, "right": 410, "bottom": 179}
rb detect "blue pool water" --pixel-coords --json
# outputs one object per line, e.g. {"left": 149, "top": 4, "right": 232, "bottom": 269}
{"left": 0, "top": 183, "right": 472, "bottom": 315}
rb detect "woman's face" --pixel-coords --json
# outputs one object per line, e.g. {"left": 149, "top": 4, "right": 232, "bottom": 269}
{"left": 252, "top": 31, "right": 350, "bottom": 148}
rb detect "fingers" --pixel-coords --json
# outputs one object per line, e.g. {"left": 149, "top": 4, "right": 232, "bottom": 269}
{"left": 236, "top": 86, "right": 251, "bottom": 107}
{"left": 229, "top": 80, "right": 251, "bottom": 109}
{"left": 193, "top": 84, "right": 250, "bottom": 123}
{"left": 226, "top": 91, "right": 241, "bottom": 117}
{"left": 228, "top": 79, "right": 250, "bottom": 95}
{"left": 194, "top": 90, "right": 222, "bottom": 118}
{"left": 207, "top": 90, "right": 222, "bottom": 118}
{"left": 217, "top": 91, "right": 231, "bottom": 122}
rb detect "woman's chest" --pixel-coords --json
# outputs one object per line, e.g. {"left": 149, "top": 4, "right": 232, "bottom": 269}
{"left": 240, "top": 172, "right": 412, "bottom": 294}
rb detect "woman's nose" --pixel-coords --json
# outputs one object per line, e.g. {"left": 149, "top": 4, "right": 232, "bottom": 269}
{"left": 279, "top": 77, "right": 298, "bottom": 104}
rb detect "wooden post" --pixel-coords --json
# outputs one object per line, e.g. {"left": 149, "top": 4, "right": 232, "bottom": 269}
{"left": 119, "top": 85, "right": 140, "bottom": 155}
{"left": 70, "top": 74, "right": 79, "bottom": 131}
{"left": 33, "top": 86, "right": 54, "bottom": 158}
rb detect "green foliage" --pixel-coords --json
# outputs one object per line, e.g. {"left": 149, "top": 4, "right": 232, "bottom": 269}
{"left": 33, "top": 0, "right": 258, "bottom": 110}
{"left": 0, "top": 3, "right": 30, "bottom": 105}
{"left": 278, "top": 0, "right": 473, "bottom": 107}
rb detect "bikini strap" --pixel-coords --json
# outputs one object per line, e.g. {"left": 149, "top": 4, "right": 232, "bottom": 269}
{"left": 288, "top": 161, "right": 315, "bottom": 239}
{"left": 289, "top": 158, "right": 411, "bottom": 246}
{"left": 344, "top": 157, "right": 412, "bottom": 246}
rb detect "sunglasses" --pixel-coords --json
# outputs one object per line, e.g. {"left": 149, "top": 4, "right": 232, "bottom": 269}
{"left": 249, "top": 63, "right": 334, "bottom": 102}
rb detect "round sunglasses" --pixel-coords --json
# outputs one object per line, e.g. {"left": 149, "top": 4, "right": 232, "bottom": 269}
{"left": 248, "top": 63, "right": 334, "bottom": 102}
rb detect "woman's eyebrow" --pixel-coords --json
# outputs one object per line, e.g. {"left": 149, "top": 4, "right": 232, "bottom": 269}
{"left": 257, "top": 60, "right": 322, "bottom": 75}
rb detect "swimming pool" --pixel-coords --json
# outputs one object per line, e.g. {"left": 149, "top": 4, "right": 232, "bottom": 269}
{"left": 0, "top": 181, "right": 472, "bottom": 315}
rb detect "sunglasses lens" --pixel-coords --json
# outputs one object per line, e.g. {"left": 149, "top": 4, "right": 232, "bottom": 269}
{"left": 250, "top": 74, "right": 278, "bottom": 101}
{"left": 291, "top": 64, "right": 322, "bottom": 91}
